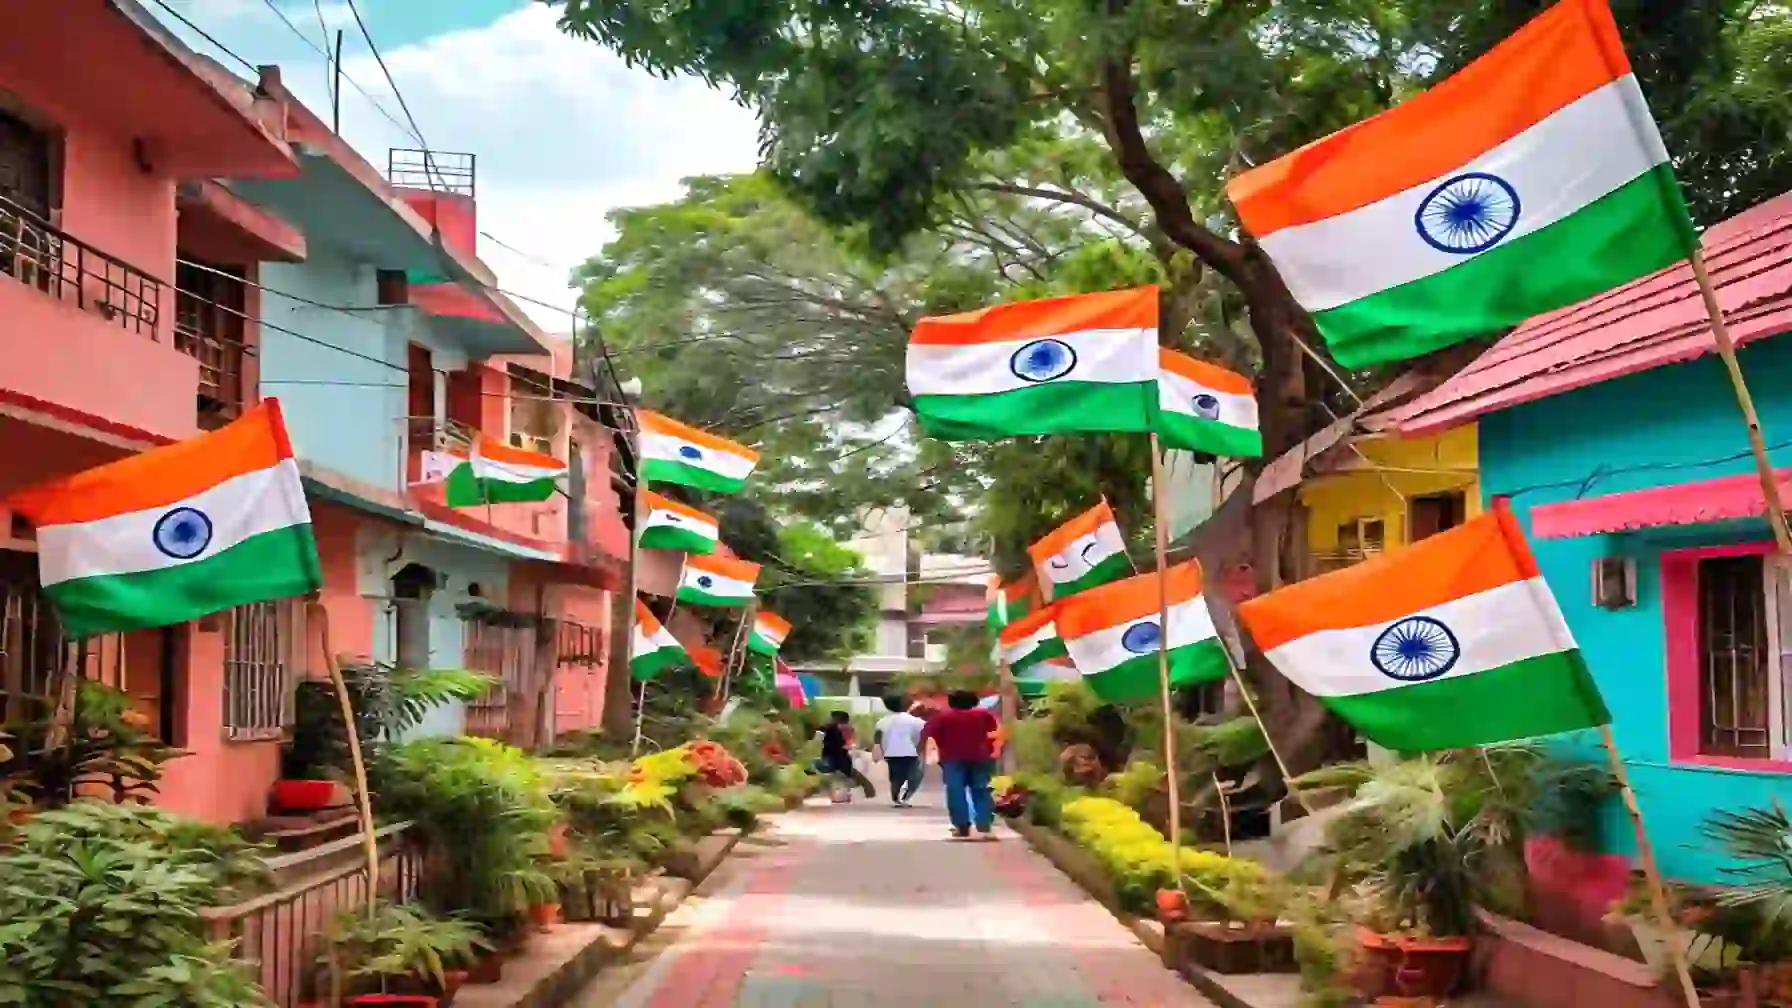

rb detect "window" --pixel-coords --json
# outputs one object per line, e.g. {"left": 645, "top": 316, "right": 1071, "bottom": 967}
{"left": 222, "top": 600, "right": 303, "bottom": 741}
{"left": 1409, "top": 491, "right": 1467, "bottom": 542}
{"left": 556, "top": 620, "right": 604, "bottom": 667}
{"left": 0, "top": 106, "right": 52, "bottom": 218}
{"left": 1317, "top": 518, "right": 1386, "bottom": 573}
{"left": 1694, "top": 555, "right": 1780, "bottom": 760}
{"left": 506, "top": 366, "right": 557, "bottom": 455}
{"left": 174, "top": 258, "right": 249, "bottom": 427}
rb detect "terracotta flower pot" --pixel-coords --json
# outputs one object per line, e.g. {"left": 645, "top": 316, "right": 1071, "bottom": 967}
{"left": 467, "top": 949, "right": 507, "bottom": 985}
{"left": 1156, "top": 889, "right": 1191, "bottom": 923}
{"left": 438, "top": 968, "right": 468, "bottom": 1007}
{"left": 548, "top": 823, "right": 570, "bottom": 858}
{"left": 1354, "top": 930, "right": 1472, "bottom": 1000}
{"left": 528, "top": 901, "right": 561, "bottom": 931}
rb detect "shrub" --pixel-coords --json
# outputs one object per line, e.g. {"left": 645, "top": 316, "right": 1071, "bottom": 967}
{"left": 0, "top": 801, "right": 272, "bottom": 1005}
{"left": 1060, "top": 796, "right": 1280, "bottom": 917}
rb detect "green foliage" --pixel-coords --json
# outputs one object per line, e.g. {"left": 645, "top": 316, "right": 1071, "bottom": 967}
{"left": 1104, "top": 759, "right": 1165, "bottom": 812}
{"left": 288, "top": 663, "right": 496, "bottom": 779}
{"left": 370, "top": 738, "right": 560, "bottom": 922}
{"left": 1, "top": 681, "right": 183, "bottom": 808}
{"left": 1699, "top": 800, "right": 1792, "bottom": 962}
{"left": 0, "top": 802, "right": 273, "bottom": 1006}
{"left": 1059, "top": 795, "right": 1281, "bottom": 917}
{"left": 324, "top": 900, "right": 490, "bottom": 993}
{"left": 711, "top": 785, "right": 785, "bottom": 831}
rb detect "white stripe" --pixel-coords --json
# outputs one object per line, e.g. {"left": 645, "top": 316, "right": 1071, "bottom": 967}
{"left": 1158, "top": 369, "right": 1258, "bottom": 431}
{"left": 1038, "top": 521, "right": 1127, "bottom": 588}
{"left": 1000, "top": 619, "right": 1058, "bottom": 664}
{"left": 39, "top": 459, "right": 310, "bottom": 585}
{"left": 416, "top": 451, "right": 464, "bottom": 484}
{"left": 472, "top": 454, "right": 564, "bottom": 484}
{"left": 680, "top": 565, "right": 755, "bottom": 600}
{"left": 643, "top": 508, "right": 720, "bottom": 539}
{"left": 632, "top": 621, "right": 682, "bottom": 660}
{"left": 640, "top": 431, "right": 757, "bottom": 480}
{"left": 755, "top": 619, "right": 788, "bottom": 646}
{"left": 1064, "top": 594, "right": 1218, "bottom": 675}
{"left": 1262, "top": 577, "right": 1577, "bottom": 698}
{"left": 1021, "top": 661, "right": 1080, "bottom": 682}
{"left": 1260, "top": 77, "right": 1670, "bottom": 312}
{"left": 907, "top": 326, "right": 1157, "bottom": 397}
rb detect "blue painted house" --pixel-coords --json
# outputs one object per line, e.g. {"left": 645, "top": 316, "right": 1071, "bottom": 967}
{"left": 1387, "top": 189, "right": 1792, "bottom": 888}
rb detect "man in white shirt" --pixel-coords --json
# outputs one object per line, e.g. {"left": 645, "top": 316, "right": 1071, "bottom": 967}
{"left": 873, "top": 702, "right": 928, "bottom": 807}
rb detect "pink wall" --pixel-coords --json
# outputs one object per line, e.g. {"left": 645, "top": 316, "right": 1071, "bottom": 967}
{"left": 156, "top": 624, "right": 282, "bottom": 824}
{"left": 396, "top": 189, "right": 478, "bottom": 261}
{"left": 309, "top": 504, "right": 375, "bottom": 661}
{"left": 552, "top": 586, "right": 611, "bottom": 734}
{"left": 1661, "top": 541, "right": 1792, "bottom": 772}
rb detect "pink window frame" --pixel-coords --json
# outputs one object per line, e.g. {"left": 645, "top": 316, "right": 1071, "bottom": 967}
{"left": 1661, "top": 540, "right": 1792, "bottom": 772}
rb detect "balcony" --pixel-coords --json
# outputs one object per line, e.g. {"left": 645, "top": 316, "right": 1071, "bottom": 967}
{"left": 174, "top": 261, "right": 252, "bottom": 429}
{"left": 0, "top": 194, "right": 160, "bottom": 336}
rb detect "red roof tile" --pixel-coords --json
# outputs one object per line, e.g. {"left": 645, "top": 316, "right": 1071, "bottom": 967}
{"left": 1529, "top": 467, "right": 1792, "bottom": 539}
{"left": 1385, "top": 190, "right": 1792, "bottom": 437}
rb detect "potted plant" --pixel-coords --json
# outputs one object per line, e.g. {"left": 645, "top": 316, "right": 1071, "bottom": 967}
{"left": 321, "top": 900, "right": 489, "bottom": 1006}
{"left": 1294, "top": 753, "right": 1528, "bottom": 1000}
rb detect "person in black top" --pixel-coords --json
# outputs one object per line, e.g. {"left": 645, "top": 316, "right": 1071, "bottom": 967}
{"left": 817, "top": 710, "right": 875, "bottom": 803}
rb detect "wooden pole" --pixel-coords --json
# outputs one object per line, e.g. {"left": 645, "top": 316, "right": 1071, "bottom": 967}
{"left": 627, "top": 475, "right": 649, "bottom": 756}
{"left": 1688, "top": 246, "right": 1792, "bottom": 555}
{"left": 1211, "top": 619, "right": 1317, "bottom": 816}
{"left": 1149, "top": 436, "right": 1186, "bottom": 867}
{"left": 1599, "top": 725, "right": 1702, "bottom": 1007}
{"left": 719, "top": 599, "right": 756, "bottom": 704}
{"left": 308, "top": 600, "right": 379, "bottom": 914}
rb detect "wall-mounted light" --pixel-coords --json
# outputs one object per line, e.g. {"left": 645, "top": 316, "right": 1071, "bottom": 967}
{"left": 1592, "top": 556, "right": 1637, "bottom": 610}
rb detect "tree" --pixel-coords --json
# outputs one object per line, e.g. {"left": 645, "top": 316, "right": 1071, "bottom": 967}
{"left": 556, "top": 0, "right": 1792, "bottom": 771}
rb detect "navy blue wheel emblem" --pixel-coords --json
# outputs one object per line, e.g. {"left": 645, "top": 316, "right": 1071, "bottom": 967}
{"left": 1191, "top": 393, "right": 1222, "bottom": 420}
{"left": 152, "top": 506, "right": 213, "bottom": 560}
{"left": 696, "top": 575, "right": 715, "bottom": 589}
{"left": 1121, "top": 620, "right": 1163, "bottom": 655}
{"left": 1414, "top": 173, "right": 1521, "bottom": 254}
{"left": 679, "top": 445, "right": 703, "bottom": 461}
{"left": 1010, "top": 338, "right": 1077, "bottom": 383}
{"left": 1370, "top": 616, "right": 1461, "bottom": 682}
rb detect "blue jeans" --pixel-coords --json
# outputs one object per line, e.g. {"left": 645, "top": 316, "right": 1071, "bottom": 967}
{"left": 941, "top": 760, "right": 995, "bottom": 832}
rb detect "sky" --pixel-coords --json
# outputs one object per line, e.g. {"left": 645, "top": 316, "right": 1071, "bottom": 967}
{"left": 154, "top": 0, "right": 762, "bottom": 332}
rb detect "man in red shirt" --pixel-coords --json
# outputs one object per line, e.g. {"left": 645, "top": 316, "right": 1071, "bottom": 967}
{"left": 920, "top": 690, "right": 1000, "bottom": 840}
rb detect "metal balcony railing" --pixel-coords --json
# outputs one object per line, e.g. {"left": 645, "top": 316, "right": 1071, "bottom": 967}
{"left": 387, "top": 148, "right": 475, "bottom": 198}
{"left": 1309, "top": 546, "right": 1385, "bottom": 574}
{"left": 0, "top": 193, "right": 162, "bottom": 336}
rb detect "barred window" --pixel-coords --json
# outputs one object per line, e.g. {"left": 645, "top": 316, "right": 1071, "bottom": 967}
{"left": 556, "top": 620, "right": 604, "bottom": 667}
{"left": 223, "top": 599, "right": 304, "bottom": 740}
{"left": 1697, "top": 555, "right": 1773, "bottom": 760}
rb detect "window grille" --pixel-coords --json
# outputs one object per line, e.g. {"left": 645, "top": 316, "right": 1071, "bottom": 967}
{"left": 1696, "top": 555, "right": 1772, "bottom": 759}
{"left": 223, "top": 599, "right": 303, "bottom": 741}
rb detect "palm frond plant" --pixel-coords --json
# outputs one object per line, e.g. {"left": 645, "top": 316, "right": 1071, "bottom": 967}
{"left": 1700, "top": 800, "right": 1792, "bottom": 971}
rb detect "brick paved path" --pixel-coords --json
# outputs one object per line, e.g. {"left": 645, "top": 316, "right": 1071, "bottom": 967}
{"left": 581, "top": 779, "right": 1216, "bottom": 1007}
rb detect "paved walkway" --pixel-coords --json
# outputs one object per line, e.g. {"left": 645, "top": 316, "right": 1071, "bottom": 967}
{"left": 573, "top": 775, "right": 1216, "bottom": 1007}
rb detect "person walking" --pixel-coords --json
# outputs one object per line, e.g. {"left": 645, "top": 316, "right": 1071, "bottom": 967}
{"left": 920, "top": 690, "right": 999, "bottom": 840}
{"left": 872, "top": 700, "right": 927, "bottom": 807}
{"left": 816, "top": 710, "right": 874, "bottom": 802}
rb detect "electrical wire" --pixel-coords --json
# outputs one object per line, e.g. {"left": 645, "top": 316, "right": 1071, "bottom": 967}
{"left": 344, "top": 0, "right": 430, "bottom": 162}
{"left": 253, "top": 0, "right": 425, "bottom": 145}
{"left": 146, "top": 0, "right": 258, "bottom": 74}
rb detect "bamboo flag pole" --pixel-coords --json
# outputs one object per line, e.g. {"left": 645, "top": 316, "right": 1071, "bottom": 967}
{"left": 627, "top": 473, "right": 650, "bottom": 756}
{"left": 1688, "top": 246, "right": 1792, "bottom": 556}
{"left": 1600, "top": 725, "right": 1703, "bottom": 1008}
{"left": 719, "top": 599, "right": 757, "bottom": 704}
{"left": 1149, "top": 436, "right": 1187, "bottom": 868}
{"left": 307, "top": 599, "right": 379, "bottom": 914}
{"left": 1209, "top": 622, "right": 1318, "bottom": 817}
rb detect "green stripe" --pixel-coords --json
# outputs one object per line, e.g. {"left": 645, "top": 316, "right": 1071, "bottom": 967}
{"left": 1324, "top": 650, "right": 1609, "bottom": 752}
{"left": 1313, "top": 165, "right": 1697, "bottom": 368}
{"left": 675, "top": 585, "right": 754, "bottom": 607}
{"left": 638, "top": 525, "right": 718, "bottom": 554}
{"left": 443, "top": 467, "right": 557, "bottom": 506}
{"left": 1049, "top": 553, "right": 1133, "bottom": 601}
{"left": 48, "top": 524, "right": 323, "bottom": 637}
{"left": 1084, "top": 639, "right": 1230, "bottom": 703}
{"left": 988, "top": 595, "right": 1032, "bottom": 630}
{"left": 642, "top": 459, "right": 748, "bottom": 494}
{"left": 913, "top": 381, "right": 1154, "bottom": 442}
{"left": 1154, "top": 412, "right": 1263, "bottom": 459}
{"left": 746, "top": 631, "right": 782, "bottom": 656}
{"left": 1008, "top": 637, "right": 1069, "bottom": 673}
{"left": 632, "top": 645, "right": 690, "bottom": 682}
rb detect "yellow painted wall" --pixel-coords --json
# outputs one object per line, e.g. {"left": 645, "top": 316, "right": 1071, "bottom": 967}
{"left": 1301, "top": 424, "right": 1481, "bottom": 554}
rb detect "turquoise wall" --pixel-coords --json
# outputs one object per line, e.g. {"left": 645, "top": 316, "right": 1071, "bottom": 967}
{"left": 258, "top": 254, "right": 408, "bottom": 492}
{"left": 1479, "top": 335, "right": 1792, "bottom": 883}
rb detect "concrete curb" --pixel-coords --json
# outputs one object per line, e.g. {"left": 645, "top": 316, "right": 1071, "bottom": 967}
{"left": 453, "top": 828, "right": 746, "bottom": 1008}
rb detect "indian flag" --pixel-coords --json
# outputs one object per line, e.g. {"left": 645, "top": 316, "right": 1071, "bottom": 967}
{"left": 907, "top": 286, "right": 1158, "bottom": 440}
{"left": 998, "top": 604, "right": 1069, "bottom": 673}
{"left": 638, "top": 410, "right": 759, "bottom": 494}
{"left": 443, "top": 437, "right": 566, "bottom": 506}
{"left": 747, "top": 611, "right": 791, "bottom": 656}
{"left": 1235, "top": 507, "right": 1609, "bottom": 752}
{"left": 987, "top": 573, "right": 1034, "bottom": 629}
{"left": 1226, "top": 0, "right": 1696, "bottom": 369}
{"left": 1155, "top": 349, "right": 1262, "bottom": 458}
{"left": 676, "top": 554, "right": 760, "bottom": 607}
{"left": 632, "top": 600, "right": 690, "bottom": 682}
{"left": 638, "top": 491, "right": 720, "bottom": 555}
{"left": 1056, "top": 561, "right": 1230, "bottom": 703}
{"left": 1029, "top": 501, "right": 1132, "bottom": 601}
{"left": 1016, "top": 660, "right": 1079, "bottom": 698}
{"left": 6, "top": 400, "right": 322, "bottom": 637}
